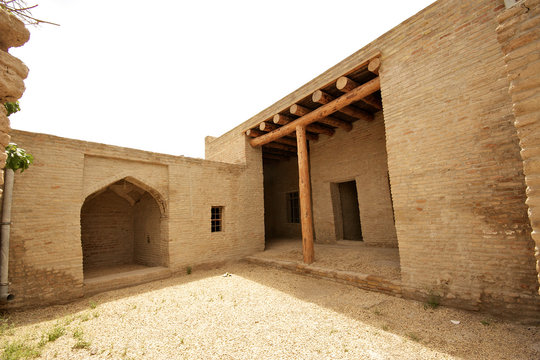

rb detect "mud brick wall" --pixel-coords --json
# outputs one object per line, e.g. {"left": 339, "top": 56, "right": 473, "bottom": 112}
{"left": 497, "top": 0, "right": 540, "bottom": 294}
{"left": 6, "top": 130, "right": 265, "bottom": 308}
{"left": 377, "top": 0, "right": 539, "bottom": 317}
{"left": 81, "top": 190, "right": 135, "bottom": 269}
{"left": 227, "top": 0, "right": 539, "bottom": 318}
{"left": 310, "top": 112, "right": 397, "bottom": 246}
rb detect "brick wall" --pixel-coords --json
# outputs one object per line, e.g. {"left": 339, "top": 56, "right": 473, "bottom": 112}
{"left": 133, "top": 192, "right": 164, "bottom": 267}
{"left": 376, "top": 0, "right": 538, "bottom": 316}
{"left": 223, "top": 0, "right": 539, "bottom": 318}
{"left": 263, "top": 158, "right": 301, "bottom": 239}
{"left": 496, "top": 0, "right": 540, "bottom": 293}
{"left": 81, "top": 190, "right": 134, "bottom": 270}
{"left": 5, "top": 129, "right": 265, "bottom": 308}
{"left": 310, "top": 112, "right": 397, "bottom": 246}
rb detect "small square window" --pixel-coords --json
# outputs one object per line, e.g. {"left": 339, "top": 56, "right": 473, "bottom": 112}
{"left": 286, "top": 192, "right": 300, "bottom": 223}
{"left": 211, "top": 206, "right": 223, "bottom": 232}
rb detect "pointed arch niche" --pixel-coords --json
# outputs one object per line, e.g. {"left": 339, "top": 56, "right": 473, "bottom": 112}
{"left": 80, "top": 177, "right": 169, "bottom": 279}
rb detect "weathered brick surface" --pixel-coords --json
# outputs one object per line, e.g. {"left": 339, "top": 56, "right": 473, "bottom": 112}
{"left": 497, "top": 0, "right": 540, "bottom": 293}
{"left": 81, "top": 190, "right": 135, "bottom": 269}
{"left": 223, "top": 0, "right": 539, "bottom": 318}
{"left": 379, "top": 0, "right": 538, "bottom": 317}
{"left": 6, "top": 129, "right": 265, "bottom": 308}
{"left": 310, "top": 112, "right": 397, "bottom": 246}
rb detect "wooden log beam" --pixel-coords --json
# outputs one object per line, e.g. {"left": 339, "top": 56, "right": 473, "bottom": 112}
{"left": 312, "top": 90, "right": 373, "bottom": 121}
{"left": 250, "top": 77, "right": 380, "bottom": 147}
{"left": 274, "top": 114, "right": 334, "bottom": 136}
{"left": 336, "top": 77, "right": 382, "bottom": 110}
{"left": 245, "top": 129, "right": 264, "bottom": 137}
{"left": 259, "top": 121, "right": 279, "bottom": 132}
{"left": 296, "top": 125, "right": 314, "bottom": 264}
{"left": 247, "top": 128, "right": 297, "bottom": 147}
{"left": 290, "top": 104, "right": 352, "bottom": 132}
{"left": 368, "top": 57, "right": 381, "bottom": 75}
{"left": 247, "top": 125, "right": 318, "bottom": 142}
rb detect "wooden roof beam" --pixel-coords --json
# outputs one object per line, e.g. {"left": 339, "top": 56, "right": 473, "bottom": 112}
{"left": 249, "top": 77, "right": 380, "bottom": 147}
{"left": 247, "top": 124, "right": 318, "bottom": 142}
{"left": 368, "top": 57, "right": 381, "bottom": 75}
{"left": 290, "top": 104, "right": 352, "bottom": 132}
{"left": 312, "top": 90, "right": 373, "bottom": 121}
{"left": 246, "top": 128, "right": 297, "bottom": 147}
{"left": 274, "top": 114, "right": 334, "bottom": 137}
{"left": 336, "top": 77, "right": 382, "bottom": 110}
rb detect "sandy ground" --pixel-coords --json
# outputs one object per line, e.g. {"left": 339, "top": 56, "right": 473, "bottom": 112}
{"left": 260, "top": 238, "right": 401, "bottom": 280}
{"left": 1, "top": 262, "right": 538, "bottom": 360}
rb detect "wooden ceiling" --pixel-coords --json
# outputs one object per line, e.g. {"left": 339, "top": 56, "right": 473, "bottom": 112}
{"left": 245, "top": 54, "right": 383, "bottom": 161}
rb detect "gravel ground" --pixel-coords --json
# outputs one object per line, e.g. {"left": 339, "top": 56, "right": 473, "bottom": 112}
{"left": 1, "top": 262, "right": 538, "bottom": 360}
{"left": 261, "top": 238, "right": 401, "bottom": 280}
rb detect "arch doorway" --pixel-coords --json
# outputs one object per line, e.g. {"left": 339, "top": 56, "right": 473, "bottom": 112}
{"left": 81, "top": 178, "right": 168, "bottom": 280}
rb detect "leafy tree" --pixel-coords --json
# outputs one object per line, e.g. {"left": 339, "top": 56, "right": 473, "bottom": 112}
{"left": 4, "top": 101, "right": 20, "bottom": 117}
{"left": 5, "top": 143, "right": 33, "bottom": 172}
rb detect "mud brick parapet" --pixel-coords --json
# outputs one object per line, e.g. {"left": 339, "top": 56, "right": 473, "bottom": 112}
{"left": 497, "top": 0, "right": 540, "bottom": 294}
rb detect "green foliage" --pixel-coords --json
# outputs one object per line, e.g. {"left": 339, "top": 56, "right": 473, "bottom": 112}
{"left": 186, "top": 266, "right": 192, "bottom": 275}
{"left": 1, "top": 341, "right": 40, "bottom": 360}
{"left": 0, "top": 315, "right": 13, "bottom": 336}
{"left": 423, "top": 290, "right": 441, "bottom": 310}
{"left": 45, "top": 325, "right": 65, "bottom": 342}
{"left": 88, "top": 300, "right": 97, "bottom": 309}
{"left": 3, "top": 102, "right": 20, "bottom": 117}
{"left": 72, "top": 328, "right": 91, "bottom": 349}
{"left": 5, "top": 143, "right": 33, "bottom": 173}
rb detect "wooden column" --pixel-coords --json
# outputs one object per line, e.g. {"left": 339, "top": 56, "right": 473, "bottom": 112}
{"left": 296, "top": 125, "right": 314, "bottom": 264}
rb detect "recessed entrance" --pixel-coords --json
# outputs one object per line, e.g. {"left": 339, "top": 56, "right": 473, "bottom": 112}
{"left": 81, "top": 178, "right": 168, "bottom": 281}
{"left": 335, "top": 180, "right": 363, "bottom": 241}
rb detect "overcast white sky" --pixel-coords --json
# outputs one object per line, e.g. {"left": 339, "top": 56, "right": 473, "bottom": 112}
{"left": 9, "top": 0, "right": 436, "bottom": 159}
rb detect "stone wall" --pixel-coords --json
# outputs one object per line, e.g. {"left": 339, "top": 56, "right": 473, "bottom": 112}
{"left": 0, "top": 9, "right": 29, "bottom": 187}
{"left": 496, "top": 0, "right": 540, "bottom": 294}
{"left": 6, "top": 129, "right": 265, "bottom": 308}
{"left": 310, "top": 112, "right": 397, "bottom": 246}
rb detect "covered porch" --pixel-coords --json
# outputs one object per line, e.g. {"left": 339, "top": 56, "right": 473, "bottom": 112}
{"left": 246, "top": 238, "right": 401, "bottom": 296}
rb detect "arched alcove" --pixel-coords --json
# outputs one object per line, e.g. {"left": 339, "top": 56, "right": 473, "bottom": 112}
{"left": 81, "top": 178, "right": 167, "bottom": 278}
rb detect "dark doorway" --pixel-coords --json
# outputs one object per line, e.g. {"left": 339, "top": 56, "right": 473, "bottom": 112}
{"left": 338, "top": 181, "right": 363, "bottom": 240}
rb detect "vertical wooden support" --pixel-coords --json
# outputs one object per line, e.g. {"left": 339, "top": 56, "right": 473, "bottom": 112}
{"left": 296, "top": 125, "right": 315, "bottom": 264}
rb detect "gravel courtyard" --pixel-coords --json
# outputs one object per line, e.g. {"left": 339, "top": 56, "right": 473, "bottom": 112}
{"left": 1, "top": 262, "right": 538, "bottom": 360}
